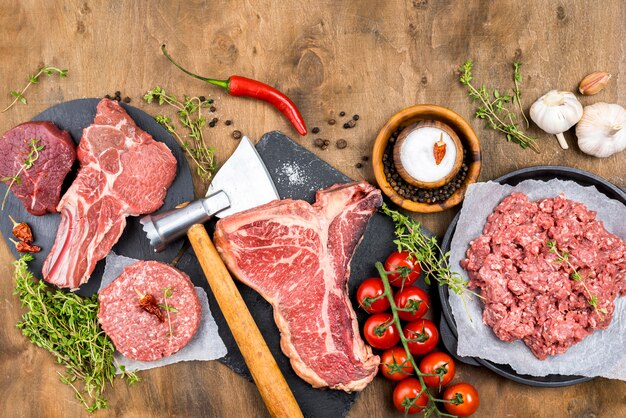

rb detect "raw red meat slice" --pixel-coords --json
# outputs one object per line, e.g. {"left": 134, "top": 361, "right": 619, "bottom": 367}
{"left": 43, "top": 99, "right": 177, "bottom": 289}
{"left": 0, "top": 121, "right": 75, "bottom": 215}
{"left": 98, "top": 261, "right": 202, "bottom": 362}
{"left": 214, "top": 181, "right": 382, "bottom": 392}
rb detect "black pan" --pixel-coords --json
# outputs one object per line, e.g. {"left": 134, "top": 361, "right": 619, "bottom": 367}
{"left": 437, "top": 165, "right": 626, "bottom": 387}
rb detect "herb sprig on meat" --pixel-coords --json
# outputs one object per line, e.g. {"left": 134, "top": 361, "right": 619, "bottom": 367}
{"left": 144, "top": 87, "right": 217, "bottom": 181}
{"left": 547, "top": 240, "right": 607, "bottom": 317}
{"left": 1, "top": 138, "right": 44, "bottom": 210}
{"left": 13, "top": 254, "right": 139, "bottom": 412}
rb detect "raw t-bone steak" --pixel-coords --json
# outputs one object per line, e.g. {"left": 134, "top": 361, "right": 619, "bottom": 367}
{"left": 214, "top": 181, "right": 382, "bottom": 392}
{"left": 43, "top": 99, "right": 177, "bottom": 289}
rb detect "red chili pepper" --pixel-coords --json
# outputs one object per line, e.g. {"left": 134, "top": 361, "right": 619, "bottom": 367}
{"left": 161, "top": 45, "right": 307, "bottom": 136}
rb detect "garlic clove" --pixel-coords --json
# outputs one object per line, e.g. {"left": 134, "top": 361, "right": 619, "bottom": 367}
{"left": 578, "top": 72, "right": 611, "bottom": 96}
{"left": 576, "top": 102, "right": 626, "bottom": 158}
{"left": 530, "top": 90, "right": 583, "bottom": 150}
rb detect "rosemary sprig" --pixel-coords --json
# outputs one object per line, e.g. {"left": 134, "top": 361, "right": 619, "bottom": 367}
{"left": 144, "top": 87, "right": 216, "bottom": 181}
{"left": 2, "top": 66, "right": 68, "bottom": 112}
{"left": 375, "top": 262, "right": 457, "bottom": 418}
{"left": 459, "top": 59, "right": 539, "bottom": 153}
{"left": 1, "top": 138, "right": 44, "bottom": 210}
{"left": 13, "top": 255, "right": 139, "bottom": 412}
{"left": 546, "top": 240, "right": 607, "bottom": 317}
{"left": 158, "top": 286, "right": 178, "bottom": 342}
{"left": 512, "top": 62, "right": 530, "bottom": 129}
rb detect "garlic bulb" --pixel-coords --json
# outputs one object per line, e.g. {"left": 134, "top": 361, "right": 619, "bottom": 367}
{"left": 530, "top": 90, "right": 583, "bottom": 150}
{"left": 576, "top": 102, "right": 626, "bottom": 158}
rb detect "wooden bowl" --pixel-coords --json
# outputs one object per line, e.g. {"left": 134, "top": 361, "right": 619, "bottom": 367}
{"left": 393, "top": 120, "right": 464, "bottom": 189}
{"left": 372, "top": 104, "right": 481, "bottom": 213}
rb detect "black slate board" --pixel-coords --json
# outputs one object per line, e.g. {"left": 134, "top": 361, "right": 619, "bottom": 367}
{"left": 177, "top": 131, "right": 433, "bottom": 418}
{"left": 0, "top": 98, "right": 194, "bottom": 296}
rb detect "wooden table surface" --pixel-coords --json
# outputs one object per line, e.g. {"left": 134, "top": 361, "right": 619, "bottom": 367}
{"left": 1, "top": 1, "right": 625, "bottom": 417}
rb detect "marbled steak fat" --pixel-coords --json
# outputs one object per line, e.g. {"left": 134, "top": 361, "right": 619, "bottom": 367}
{"left": 461, "top": 193, "right": 626, "bottom": 360}
{"left": 98, "top": 261, "right": 201, "bottom": 362}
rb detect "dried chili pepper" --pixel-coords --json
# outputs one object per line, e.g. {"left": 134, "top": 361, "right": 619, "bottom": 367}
{"left": 161, "top": 45, "right": 307, "bottom": 136}
{"left": 10, "top": 238, "right": 41, "bottom": 253}
{"left": 9, "top": 215, "right": 34, "bottom": 243}
{"left": 433, "top": 134, "right": 447, "bottom": 165}
{"left": 137, "top": 293, "right": 165, "bottom": 322}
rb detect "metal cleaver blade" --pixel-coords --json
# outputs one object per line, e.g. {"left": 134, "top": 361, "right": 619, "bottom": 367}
{"left": 140, "top": 136, "right": 279, "bottom": 252}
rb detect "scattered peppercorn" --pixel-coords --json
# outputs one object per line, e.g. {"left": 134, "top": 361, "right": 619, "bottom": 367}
{"left": 210, "top": 106, "right": 216, "bottom": 112}
{"left": 314, "top": 138, "right": 324, "bottom": 147}
{"left": 115, "top": 91, "right": 121, "bottom": 97}
{"left": 362, "top": 156, "right": 369, "bottom": 161}
{"left": 355, "top": 163, "right": 363, "bottom": 168}
{"left": 353, "top": 114, "right": 360, "bottom": 120}
{"left": 347, "top": 120, "right": 356, "bottom": 128}
{"left": 336, "top": 139, "right": 347, "bottom": 149}
{"left": 312, "top": 127, "right": 320, "bottom": 134}
{"left": 323, "top": 139, "right": 330, "bottom": 146}
{"left": 343, "top": 122, "right": 350, "bottom": 129}
{"left": 209, "top": 122, "right": 216, "bottom": 128}
{"left": 232, "top": 130, "right": 242, "bottom": 140}
{"left": 328, "top": 119, "right": 336, "bottom": 126}
{"left": 339, "top": 111, "right": 346, "bottom": 117}
{"left": 199, "top": 96, "right": 206, "bottom": 102}
{"left": 225, "top": 120, "right": 232, "bottom": 126}
{"left": 104, "top": 94, "right": 111, "bottom": 99}
{"left": 123, "top": 97, "right": 131, "bottom": 103}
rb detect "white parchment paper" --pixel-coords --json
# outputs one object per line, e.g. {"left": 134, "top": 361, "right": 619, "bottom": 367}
{"left": 99, "top": 252, "right": 227, "bottom": 372}
{"left": 449, "top": 179, "right": 626, "bottom": 380}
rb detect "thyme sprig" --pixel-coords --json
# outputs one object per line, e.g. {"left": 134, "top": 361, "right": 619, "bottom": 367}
{"left": 546, "top": 240, "right": 607, "bottom": 317}
{"left": 375, "top": 262, "right": 457, "bottom": 418}
{"left": 13, "top": 255, "right": 139, "bottom": 412}
{"left": 3, "top": 66, "right": 68, "bottom": 112}
{"left": 381, "top": 204, "right": 481, "bottom": 302}
{"left": 459, "top": 59, "right": 539, "bottom": 153}
{"left": 1, "top": 138, "right": 44, "bottom": 210}
{"left": 158, "top": 286, "right": 178, "bottom": 342}
{"left": 512, "top": 62, "right": 530, "bottom": 129}
{"left": 144, "top": 87, "right": 216, "bottom": 181}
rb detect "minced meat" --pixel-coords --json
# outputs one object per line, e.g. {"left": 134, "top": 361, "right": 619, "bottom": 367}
{"left": 461, "top": 193, "right": 626, "bottom": 360}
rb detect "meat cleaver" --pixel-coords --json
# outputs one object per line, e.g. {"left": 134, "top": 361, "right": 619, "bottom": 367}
{"left": 140, "top": 137, "right": 303, "bottom": 418}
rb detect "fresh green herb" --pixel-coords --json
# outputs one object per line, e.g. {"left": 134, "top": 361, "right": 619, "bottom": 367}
{"left": 375, "top": 262, "right": 457, "bottom": 418}
{"left": 144, "top": 87, "right": 216, "bottom": 181}
{"left": 512, "top": 61, "right": 530, "bottom": 129}
{"left": 459, "top": 59, "right": 539, "bottom": 152}
{"left": 381, "top": 203, "right": 480, "bottom": 302}
{"left": 546, "top": 240, "right": 607, "bottom": 317}
{"left": 3, "top": 66, "right": 68, "bottom": 112}
{"left": 159, "top": 286, "right": 176, "bottom": 341}
{"left": 13, "top": 254, "right": 139, "bottom": 412}
{"left": 1, "top": 138, "right": 44, "bottom": 210}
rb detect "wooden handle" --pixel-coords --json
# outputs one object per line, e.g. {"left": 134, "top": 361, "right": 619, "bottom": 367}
{"left": 187, "top": 224, "right": 303, "bottom": 418}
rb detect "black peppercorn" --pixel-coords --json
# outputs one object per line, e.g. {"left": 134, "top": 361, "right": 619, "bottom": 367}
{"left": 339, "top": 111, "right": 346, "bottom": 117}
{"left": 312, "top": 127, "right": 320, "bottom": 134}
{"left": 328, "top": 119, "right": 336, "bottom": 126}
{"left": 232, "top": 130, "right": 242, "bottom": 139}
{"left": 336, "top": 139, "right": 347, "bottom": 149}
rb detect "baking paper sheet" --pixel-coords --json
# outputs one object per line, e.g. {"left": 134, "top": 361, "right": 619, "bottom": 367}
{"left": 99, "top": 252, "right": 227, "bottom": 372}
{"left": 449, "top": 179, "right": 626, "bottom": 380}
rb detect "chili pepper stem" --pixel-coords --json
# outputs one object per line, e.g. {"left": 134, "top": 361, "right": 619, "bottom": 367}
{"left": 8, "top": 214, "right": 18, "bottom": 227}
{"left": 161, "top": 45, "right": 229, "bottom": 90}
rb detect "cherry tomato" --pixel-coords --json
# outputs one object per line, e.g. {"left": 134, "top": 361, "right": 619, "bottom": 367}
{"left": 392, "top": 377, "right": 428, "bottom": 414}
{"left": 363, "top": 313, "right": 400, "bottom": 350}
{"left": 403, "top": 319, "right": 439, "bottom": 356}
{"left": 379, "top": 347, "right": 413, "bottom": 381}
{"left": 384, "top": 251, "right": 421, "bottom": 288}
{"left": 443, "top": 382, "right": 480, "bottom": 416}
{"left": 356, "top": 278, "right": 390, "bottom": 313}
{"left": 419, "top": 352, "right": 456, "bottom": 389}
{"left": 394, "top": 286, "right": 430, "bottom": 321}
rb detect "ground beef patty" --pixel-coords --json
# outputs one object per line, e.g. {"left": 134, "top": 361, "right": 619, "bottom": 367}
{"left": 462, "top": 193, "right": 626, "bottom": 360}
{"left": 98, "top": 261, "right": 201, "bottom": 362}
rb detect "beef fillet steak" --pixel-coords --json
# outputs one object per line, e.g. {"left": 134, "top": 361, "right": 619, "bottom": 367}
{"left": 215, "top": 181, "right": 382, "bottom": 392}
{"left": 43, "top": 99, "right": 177, "bottom": 289}
{"left": 0, "top": 121, "right": 75, "bottom": 215}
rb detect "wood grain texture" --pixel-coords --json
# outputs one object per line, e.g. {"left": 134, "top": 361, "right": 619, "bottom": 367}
{"left": 0, "top": 1, "right": 625, "bottom": 417}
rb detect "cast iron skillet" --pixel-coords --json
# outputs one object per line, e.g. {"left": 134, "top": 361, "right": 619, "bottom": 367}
{"left": 437, "top": 165, "right": 626, "bottom": 387}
